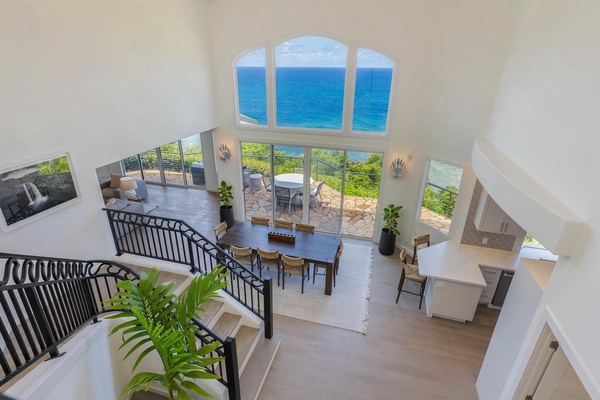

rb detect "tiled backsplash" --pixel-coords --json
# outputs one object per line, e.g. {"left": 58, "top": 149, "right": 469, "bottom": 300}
{"left": 460, "top": 180, "right": 516, "bottom": 251}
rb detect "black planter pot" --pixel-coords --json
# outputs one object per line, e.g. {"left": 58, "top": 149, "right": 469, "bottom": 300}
{"left": 378, "top": 228, "right": 397, "bottom": 255}
{"left": 219, "top": 206, "right": 234, "bottom": 229}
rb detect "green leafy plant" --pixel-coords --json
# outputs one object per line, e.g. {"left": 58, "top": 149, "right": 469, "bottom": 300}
{"left": 382, "top": 203, "right": 403, "bottom": 235}
{"left": 105, "top": 267, "right": 228, "bottom": 400}
{"left": 218, "top": 180, "right": 233, "bottom": 208}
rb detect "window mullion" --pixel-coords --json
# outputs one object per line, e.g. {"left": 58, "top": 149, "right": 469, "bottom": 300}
{"left": 266, "top": 46, "right": 275, "bottom": 128}
{"left": 342, "top": 45, "right": 358, "bottom": 134}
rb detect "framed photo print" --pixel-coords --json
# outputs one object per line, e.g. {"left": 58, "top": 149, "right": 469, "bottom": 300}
{"left": 0, "top": 152, "right": 80, "bottom": 232}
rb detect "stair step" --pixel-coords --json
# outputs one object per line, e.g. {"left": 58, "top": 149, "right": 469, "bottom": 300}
{"left": 211, "top": 312, "right": 241, "bottom": 339}
{"left": 197, "top": 300, "right": 224, "bottom": 325}
{"left": 235, "top": 325, "right": 260, "bottom": 368}
{"left": 240, "top": 332, "right": 282, "bottom": 400}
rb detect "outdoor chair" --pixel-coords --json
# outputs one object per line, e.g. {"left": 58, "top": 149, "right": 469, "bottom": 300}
{"left": 262, "top": 173, "right": 272, "bottom": 192}
{"left": 309, "top": 180, "right": 325, "bottom": 208}
{"left": 396, "top": 248, "right": 427, "bottom": 309}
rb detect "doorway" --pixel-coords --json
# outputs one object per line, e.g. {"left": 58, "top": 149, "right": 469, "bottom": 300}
{"left": 515, "top": 325, "right": 591, "bottom": 399}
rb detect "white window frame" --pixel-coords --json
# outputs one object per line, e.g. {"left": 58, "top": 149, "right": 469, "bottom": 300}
{"left": 233, "top": 34, "right": 397, "bottom": 139}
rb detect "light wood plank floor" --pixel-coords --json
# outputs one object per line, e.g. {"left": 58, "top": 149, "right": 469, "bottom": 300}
{"left": 137, "top": 184, "right": 499, "bottom": 399}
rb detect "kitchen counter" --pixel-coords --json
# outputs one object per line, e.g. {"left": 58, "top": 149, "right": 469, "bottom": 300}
{"left": 418, "top": 241, "right": 520, "bottom": 287}
{"left": 417, "top": 240, "right": 557, "bottom": 322}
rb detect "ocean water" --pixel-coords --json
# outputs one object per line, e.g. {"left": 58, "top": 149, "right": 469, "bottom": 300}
{"left": 237, "top": 67, "right": 392, "bottom": 132}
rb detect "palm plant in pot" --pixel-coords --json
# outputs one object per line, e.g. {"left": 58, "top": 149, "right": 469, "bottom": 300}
{"left": 105, "top": 267, "right": 228, "bottom": 400}
{"left": 379, "top": 203, "right": 403, "bottom": 255}
{"left": 218, "top": 180, "right": 234, "bottom": 228}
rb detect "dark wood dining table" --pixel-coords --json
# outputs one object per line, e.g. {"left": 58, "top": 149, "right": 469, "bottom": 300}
{"left": 217, "top": 222, "right": 341, "bottom": 295}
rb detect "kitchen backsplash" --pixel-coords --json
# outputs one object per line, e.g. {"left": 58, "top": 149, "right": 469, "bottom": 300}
{"left": 460, "top": 180, "right": 516, "bottom": 251}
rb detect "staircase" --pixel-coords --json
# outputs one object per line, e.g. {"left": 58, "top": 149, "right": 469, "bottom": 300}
{"left": 117, "top": 256, "right": 280, "bottom": 400}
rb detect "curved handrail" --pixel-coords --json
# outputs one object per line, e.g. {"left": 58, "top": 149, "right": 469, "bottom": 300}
{"left": 103, "top": 209, "right": 273, "bottom": 340}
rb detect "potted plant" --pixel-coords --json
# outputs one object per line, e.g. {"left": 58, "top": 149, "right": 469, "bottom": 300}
{"left": 105, "top": 267, "right": 228, "bottom": 400}
{"left": 379, "top": 203, "right": 403, "bottom": 255}
{"left": 218, "top": 180, "right": 234, "bottom": 228}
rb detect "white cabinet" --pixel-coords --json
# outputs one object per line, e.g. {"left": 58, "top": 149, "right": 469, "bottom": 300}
{"left": 478, "top": 266, "right": 502, "bottom": 304}
{"left": 474, "top": 189, "right": 523, "bottom": 235}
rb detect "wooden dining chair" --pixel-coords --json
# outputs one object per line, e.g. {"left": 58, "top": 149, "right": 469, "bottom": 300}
{"left": 251, "top": 216, "right": 270, "bottom": 226}
{"left": 396, "top": 248, "right": 427, "bottom": 309}
{"left": 295, "top": 223, "right": 315, "bottom": 233}
{"left": 313, "top": 240, "right": 343, "bottom": 286}
{"left": 213, "top": 221, "right": 227, "bottom": 242}
{"left": 229, "top": 245, "right": 255, "bottom": 270}
{"left": 274, "top": 219, "right": 293, "bottom": 229}
{"left": 412, "top": 234, "right": 430, "bottom": 264}
{"left": 281, "top": 254, "right": 310, "bottom": 293}
{"left": 256, "top": 248, "right": 281, "bottom": 282}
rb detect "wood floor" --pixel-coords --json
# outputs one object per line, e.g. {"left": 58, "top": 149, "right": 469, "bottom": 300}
{"left": 140, "top": 184, "right": 499, "bottom": 399}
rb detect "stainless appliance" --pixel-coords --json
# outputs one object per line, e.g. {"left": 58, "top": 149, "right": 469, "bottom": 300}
{"left": 492, "top": 270, "right": 514, "bottom": 307}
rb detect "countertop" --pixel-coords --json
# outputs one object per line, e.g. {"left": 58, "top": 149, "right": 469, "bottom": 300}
{"left": 417, "top": 241, "right": 557, "bottom": 287}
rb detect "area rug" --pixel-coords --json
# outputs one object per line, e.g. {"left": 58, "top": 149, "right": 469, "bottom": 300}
{"left": 264, "top": 243, "right": 373, "bottom": 334}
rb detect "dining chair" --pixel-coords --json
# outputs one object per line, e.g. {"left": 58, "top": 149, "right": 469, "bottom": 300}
{"left": 313, "top": 240, "right": 343, "bottom": 286}
{"left": 396, "top": 248, "right": 427, "bottom": 309}
{"left": 281, "top": 254, "right": 310, "bottom": 293}
{"left": 213, "top": 221, "right": 227, "bottom": 242}
{"left": 412, "top": 234, "right": 431, "bottom": 264}
{"left": 251, "top": 216, "right": 270, "bottom": 226}
{"left": 309, "top": 180, "right": 325, "bottom": 208}
{"left": 295, "top": 223, "right": 315, "bottom": 233}
{"left": 262, "top": 173, "right": 272, "bottom": 192}
{"left": 274, "top": 219, "right": 293, "bottom": 229}
{"left": 229, "top": 245, "right": 255, "bottom": 270}
{"left": 256, "top": 248, "right": 281, "bottom": 282}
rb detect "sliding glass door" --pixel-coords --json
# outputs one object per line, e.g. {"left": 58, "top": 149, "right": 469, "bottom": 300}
{"left": 121, "top": 133, "right": 204, "bottom": 188}
{"left": 242, "top": 142, "right": 383, "bottom": 239}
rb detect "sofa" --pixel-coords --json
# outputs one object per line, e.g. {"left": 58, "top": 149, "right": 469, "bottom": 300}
{"left": 100, "top": 174, "right": 148, "bottom": 201}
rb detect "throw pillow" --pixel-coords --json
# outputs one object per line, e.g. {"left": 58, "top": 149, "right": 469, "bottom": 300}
{"left": 110, "top": 173, "right": 122, "bottom": 189}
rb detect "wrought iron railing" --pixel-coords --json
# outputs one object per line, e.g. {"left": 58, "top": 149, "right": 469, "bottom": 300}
{"left": 0, "top": 253, "right": 240, "bottom": 400}
{"left": 103, "top": 209, "right": 273, "bottom": 340}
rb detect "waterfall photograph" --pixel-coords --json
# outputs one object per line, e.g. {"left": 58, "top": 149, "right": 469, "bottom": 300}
{"left": 0, "top": 153, "right": 79, "bottom": 231}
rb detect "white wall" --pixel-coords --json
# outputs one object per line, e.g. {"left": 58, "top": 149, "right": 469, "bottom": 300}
{"left": 477, "top": 0, "right": 600, "bottom": 397}
{"left": 0, "top": 0, "right": 216, "bottom": 258}
{"left": 206, "top": 0, "right": 518, "bottom": 245}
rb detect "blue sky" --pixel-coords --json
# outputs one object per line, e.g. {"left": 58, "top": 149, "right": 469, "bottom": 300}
{"left": 236, "top": 36, "right": 393, "bottom": 68}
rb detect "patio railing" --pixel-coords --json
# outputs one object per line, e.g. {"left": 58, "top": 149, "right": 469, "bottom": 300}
{"left": 424, "top": 182, "right": 458, "bottom": 218}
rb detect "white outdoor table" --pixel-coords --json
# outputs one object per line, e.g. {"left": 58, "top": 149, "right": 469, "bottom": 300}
{"left": 273, "top": 173, "right": 314, "bottom": 212}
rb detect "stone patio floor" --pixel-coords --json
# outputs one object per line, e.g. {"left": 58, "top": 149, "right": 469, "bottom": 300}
{"left": 244, "top": 182, "right": 378, "bottom": 239}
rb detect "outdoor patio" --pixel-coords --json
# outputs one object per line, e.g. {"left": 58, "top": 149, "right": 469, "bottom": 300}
{"left": 243, "top": 182, "right": 378, "bottom": 238}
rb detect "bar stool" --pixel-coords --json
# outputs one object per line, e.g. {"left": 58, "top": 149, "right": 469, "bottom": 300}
{"left": 412, "top": 234, "right": 430, "bottom": 264}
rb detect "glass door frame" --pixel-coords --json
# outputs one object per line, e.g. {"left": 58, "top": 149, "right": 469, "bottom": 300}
{"left": 123, "top": 141, "right": 190, "bottom": 188}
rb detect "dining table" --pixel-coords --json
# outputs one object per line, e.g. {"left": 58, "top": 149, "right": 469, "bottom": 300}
{"left": 273, "top": 173, "right": 314, "bottom": 212}
{"left": 217, "top": 222, "right": 340, "bottom": 295}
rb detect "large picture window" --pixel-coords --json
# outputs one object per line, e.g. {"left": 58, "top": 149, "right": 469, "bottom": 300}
{"left": 234, "top": 35, "right": 395, "bottom": 135}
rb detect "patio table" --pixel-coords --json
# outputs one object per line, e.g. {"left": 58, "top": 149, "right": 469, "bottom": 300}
{"left": 274, "top": 173, "right": 314, "bottom": 212}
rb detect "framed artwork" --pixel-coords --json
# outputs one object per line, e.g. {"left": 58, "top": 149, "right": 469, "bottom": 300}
{"left": 0, "top": 152, "right": 81, "bottom": 232}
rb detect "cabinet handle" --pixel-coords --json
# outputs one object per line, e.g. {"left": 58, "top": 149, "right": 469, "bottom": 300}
{"left": 500, "top": 222, "right": 505, "bottom": 232}
{"left": 504, "top": 222, "right": 508, "bottom": 233}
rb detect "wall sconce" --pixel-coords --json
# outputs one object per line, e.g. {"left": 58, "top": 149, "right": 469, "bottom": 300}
{"left": 218, "top": 144, "right": 232, "bottom": 162}
{"left": 390, "top": 158, "right": 408, "bottom": 179}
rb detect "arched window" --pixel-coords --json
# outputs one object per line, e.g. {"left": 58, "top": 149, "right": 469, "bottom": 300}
{"left": 234, "top": 36, "right": 395, "bottom": 135}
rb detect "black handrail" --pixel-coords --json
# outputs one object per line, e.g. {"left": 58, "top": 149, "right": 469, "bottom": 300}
{"left": 425, "top": 182, "right": 458, "bottom": 218}
{"left": 103, "top": 208, "right": 273, "bottom": 340}
{"left": 0, "top": 253, "right": 241, "bottom": 400}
